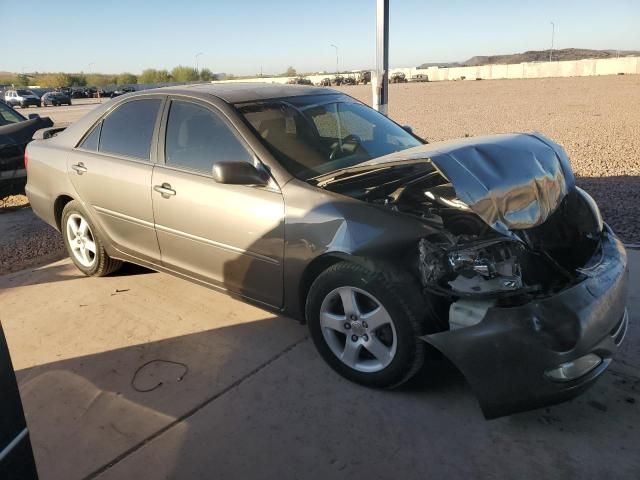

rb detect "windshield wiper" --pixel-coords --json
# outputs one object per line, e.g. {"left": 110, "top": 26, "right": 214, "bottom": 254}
{"left": 311, "top": 158, "right": 432, "bottom": 187}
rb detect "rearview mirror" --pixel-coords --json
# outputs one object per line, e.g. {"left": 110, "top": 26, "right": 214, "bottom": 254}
{"left": 212, "top": 161, "right": 269, "bottom": 186}
{"left": 402, "top": 125, "right": 413, "bottom": 134}
{"left": 28, "top": 114, "right": 40, "bottom": 120}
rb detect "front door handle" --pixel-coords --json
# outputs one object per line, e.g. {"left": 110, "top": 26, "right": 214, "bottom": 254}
{"left": 154, "top": 183, "right": 176, "bottom": 198}
{"left": 71, "top": 162, "right": 87, "bottom": 174}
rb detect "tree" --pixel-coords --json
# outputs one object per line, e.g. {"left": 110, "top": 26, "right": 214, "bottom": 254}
{"left": 199, "top": 68, "right": 214, "bottom": 81}
{"left": 39, "top": 73, "right": 73, "bottom": 88}
{"left": 139, "top": 69, "right": 157, "bottom": 84}
{"left": 138, "top": 69, "right": 172, "bottom": 84}
{"left": 70, "top": 74, "right": 87, "bottom": 86}
{"left": 14, "top": 74, "right": 30, "bottom": 86}
{"left": 86, "top": 74, "right": 116, "bottom": 87}
{"left": 117, "top": 72, "right": 138, "bottom": 85}
{"left": 171, "top": 65, "right": 199, "bottom": 82}
{"left": 283, "top": 66, "right": 297, "bottom": 77}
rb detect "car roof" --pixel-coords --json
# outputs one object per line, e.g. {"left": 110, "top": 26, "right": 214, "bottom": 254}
{"left": 135, "top": 82, "right": 340, "bottom": 104}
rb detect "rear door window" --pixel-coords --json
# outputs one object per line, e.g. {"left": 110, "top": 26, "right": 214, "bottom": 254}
{"left": 98, "top": 99, "right": 161, "bottom": 160}
{"left": 164, "top": 100, "right": 252, "bottom": 174}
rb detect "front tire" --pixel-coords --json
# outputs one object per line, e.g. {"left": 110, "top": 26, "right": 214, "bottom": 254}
{"left": 306, "top": 261, "right": 432, "bottom": 388}
{"left": 61, "top": 201, "right": 122, "bottom": 276}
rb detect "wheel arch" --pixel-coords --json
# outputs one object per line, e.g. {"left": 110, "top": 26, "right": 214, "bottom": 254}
{"left": 298, "top": 252, "right": 356, "bottom": 323}
{"left": 53, "top": 194, "right": 75, "bottom": 231}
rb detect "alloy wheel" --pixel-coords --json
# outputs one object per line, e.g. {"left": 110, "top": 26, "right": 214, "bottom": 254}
{"left": 66, "top": 213, "right": 97, "bottom": 268}
{"left": 319, "top": 286, "right": 397, "bottom": 373}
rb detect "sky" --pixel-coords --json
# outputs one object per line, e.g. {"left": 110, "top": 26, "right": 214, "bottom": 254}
{"left": 2, "top": 0, "right": 639, "bottom": 75}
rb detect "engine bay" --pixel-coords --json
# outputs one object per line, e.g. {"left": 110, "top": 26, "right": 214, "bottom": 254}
{"left": 321, "top": 162, "right": 603, "bottom": 304}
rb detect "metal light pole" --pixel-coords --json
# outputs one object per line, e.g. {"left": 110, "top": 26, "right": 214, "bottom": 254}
{"left": 549, "top": 22, "right": 555, "bottom": 62}
{"left": 195, "top": 52, "right": 203, "bottom": 73}
{"left": 88, "top": 62, "right": 95, "bottom": 74}
{"left": 330, "top": 44, "right": 339, "bottom": 74}
{"left": 373, "top": 0, "right": 389, "bottom": 115}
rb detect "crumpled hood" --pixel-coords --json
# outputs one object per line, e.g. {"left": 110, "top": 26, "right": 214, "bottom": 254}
{"left": 365, "top": 132, "right": 575, "bottom": 235}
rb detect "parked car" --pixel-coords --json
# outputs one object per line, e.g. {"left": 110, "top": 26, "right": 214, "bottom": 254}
{"left": 4, "top": 89, "right": 41, "bottom": 108}
{"left": 390, "top": 72, "right": 407, "bottom": 83}
{"left": 111, "top": 86, "right": 136, "bottom": 98}
{"left": 0, "top": 323, "right": 39, "bottom": 479}
{"left": 29, "top": 88, "right": 52, "bottom": 99}
{"left": 42, "top": 91, "right": 72, "bottom": 107}
{"left": 71, "top": 89, "right": 88, "bottom": 99}
{"left": 0, "top": 101, "right": 53, "bottom": 196}
{"left": 25, "top": 84, "right": 628, "bottom": 418}
{"left": 357, "top": 71, "right": 371, "bottom": 84}
{"left": 331, "top": 74, "right": 344, "bottom": 86}
{"left": 286, "top": 77, "right": 313, "bottom": 86}
{"left": 319, "top": 77, "right": 332, "bottom": 87}
{"left": 342, "top": 76, "right": 356, "bottom": 86}
{"left": 410, "top": 74, "right": 429, "bottom": 82}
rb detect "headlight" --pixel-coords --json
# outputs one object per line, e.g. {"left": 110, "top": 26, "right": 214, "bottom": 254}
{"left": 545, "top": 353, "right": 602, "bottom": 382}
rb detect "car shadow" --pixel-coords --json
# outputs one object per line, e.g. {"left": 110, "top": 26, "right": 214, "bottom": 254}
{"left": 14, "top": 315, "right": 305, "bottom": 480}
{"left": 575, "top": 174, "right": 639, "bottom": 245}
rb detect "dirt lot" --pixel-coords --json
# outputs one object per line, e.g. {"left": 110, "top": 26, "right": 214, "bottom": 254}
{"left": 1, "top": 76, "right": 639, "bottom": 274}
{"left": 338, "top": 75, "right": 640, "bottom": 244}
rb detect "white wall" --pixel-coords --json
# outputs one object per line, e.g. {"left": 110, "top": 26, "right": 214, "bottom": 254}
{"left": 211, "top": 57, "right": 640, "bottom": 86}
{"left": 392, "top": 56, "right": 640, "bottom": 82}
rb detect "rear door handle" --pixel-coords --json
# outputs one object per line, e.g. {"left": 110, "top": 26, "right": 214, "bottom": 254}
{"left": 154, "top": 183, "right": 176, "bottom": 197}
{"left": 71, "top": 162, "right": 87, "bottom": 174}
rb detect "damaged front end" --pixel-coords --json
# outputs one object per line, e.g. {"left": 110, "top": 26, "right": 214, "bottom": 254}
{"left": 320, "top": 133, "right": 628, "bottom": 418}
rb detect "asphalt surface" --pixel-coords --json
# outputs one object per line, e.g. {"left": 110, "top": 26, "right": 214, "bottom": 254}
{"left": 1, "top": 252, "right": 639, "bottom": 480}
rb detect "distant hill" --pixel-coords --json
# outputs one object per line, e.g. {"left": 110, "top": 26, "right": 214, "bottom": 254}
{"left": 419, "top": 48, "right": 640, "bottom": 69}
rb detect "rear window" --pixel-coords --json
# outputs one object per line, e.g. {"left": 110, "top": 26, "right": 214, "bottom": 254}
{"left": 98, "top": 99, "right": 161, "bottom": 160}
{"left": 16, "top": 90, "right": 32, "bottom": 96}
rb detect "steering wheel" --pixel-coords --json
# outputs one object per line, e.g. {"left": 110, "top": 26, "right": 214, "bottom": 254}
{"left": 329, "top": 134, "right": 362, "bottom": 160}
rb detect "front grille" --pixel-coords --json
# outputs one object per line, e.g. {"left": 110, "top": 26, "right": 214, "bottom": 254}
{"left": 610, "top": 309, "right": 629, "bottom": 346}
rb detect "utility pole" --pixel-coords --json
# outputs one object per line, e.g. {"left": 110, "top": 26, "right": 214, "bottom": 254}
{"left": 330, "top": 44, "right": 339, "bottom": 74}
{"left": 195, "top": 52, "right": 203, "bottom": 73}
{"left": 373, "top": 0, "right": 389, "bottom": 115}
{"left": 549, "top": 22, "right": 555, "bottom": 62}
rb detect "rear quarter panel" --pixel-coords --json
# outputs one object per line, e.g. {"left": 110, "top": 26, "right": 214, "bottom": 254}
{"left": 25, "top": 139, "right": 77, "bottom": 230}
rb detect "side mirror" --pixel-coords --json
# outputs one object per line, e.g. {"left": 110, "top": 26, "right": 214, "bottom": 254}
{"left": 212, "top": 161, "right": 269, "bottom": 186}
{"left": 402, "top": 125, "right": 413, "bottom": 134}
{"left": 28, "top": 114, "right": 40, "bottom": 120}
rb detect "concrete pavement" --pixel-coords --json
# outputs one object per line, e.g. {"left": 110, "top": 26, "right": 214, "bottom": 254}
{"left": 0, "top": 252, "right": 638, "bottom": 480}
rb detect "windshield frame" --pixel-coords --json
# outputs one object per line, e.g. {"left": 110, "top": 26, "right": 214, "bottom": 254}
{"left": 234, "top": 93, "right": 424, "bottom": 181}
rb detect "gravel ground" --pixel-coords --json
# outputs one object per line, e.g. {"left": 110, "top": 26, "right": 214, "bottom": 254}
{"left": 0, "top": 197, "right": 65, "bottom": 274}
{"left": 337, "top": 75, "right": 640, "bottom": 243}
{"left": 1, "top": 75, "right": 638, "bottom": 275}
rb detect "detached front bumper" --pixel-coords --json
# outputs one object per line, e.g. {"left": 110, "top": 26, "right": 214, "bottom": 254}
{"left": 421, "top": 226, "right": 628, "bottom": 419}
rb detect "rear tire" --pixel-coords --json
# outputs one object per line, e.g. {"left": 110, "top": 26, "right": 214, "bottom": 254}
{"left": 61, "top": 200, "right": 122, "bottom": 277}
{"left": 306, "top": 261, "right": 433, "bottom": 389}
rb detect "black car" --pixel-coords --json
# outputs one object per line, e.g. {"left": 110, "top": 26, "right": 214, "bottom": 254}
{"left": 71, "top": 88, "right": 88, "bottom": 99}
{"left": 42, "top": 91, "right": 72, "bottom": 107}
{"left": 0, "top": 102, "right": 53, "bottom": 196}
{"left": 29, "top": 88, "right": 52, "bottom": 99}
{"left": 111, "top": 86, "right": 136, "bottom": 98}
{"left": 0, "top": 323, "right": 39, "bottom": 479}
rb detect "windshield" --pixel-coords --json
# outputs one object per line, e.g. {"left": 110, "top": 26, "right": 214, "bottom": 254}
{"left": 0, "top": 101, "right": 25, "bottom": 126}
{"left": 236, "top": 94, "right": 422, "bottom": 180}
